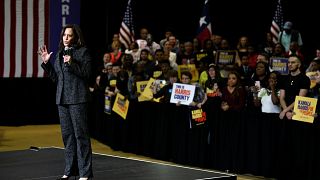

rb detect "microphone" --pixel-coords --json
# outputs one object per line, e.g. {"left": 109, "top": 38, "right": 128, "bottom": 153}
{"left": 64, "top": 46, "right": 73, "bottom": 56}
{"left": 63, "top": 46, "right": 73, "bottom": 66}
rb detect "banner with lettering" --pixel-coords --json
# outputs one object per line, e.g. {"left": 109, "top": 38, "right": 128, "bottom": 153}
{"left": 292, "top": 96, "right": 317, "bottom": 123}
{"left": 50, "top": 0, "right": 80, "bottom": 62}
{"left": 112, "top": 93, "right": 130, "bottom": 119}
{"left": 190, "top": 108, "right": 207, "bottom": 128}
{"left": 270, "top": 57, "right": 288, "bottom": 75}
{"left": 104, "top": 95, "right": 111, "bottom": 114}
{"left": 170, "top": 83, "right": 195, "bottom": 105}
{"left": 215, "top": 50, "right": 236, "bottom": 65}
{"left": 138, "top": 78, "right": 155, "bottom": 102}
{"left": 136, "top": 81, "right": 148, "bottom": 93}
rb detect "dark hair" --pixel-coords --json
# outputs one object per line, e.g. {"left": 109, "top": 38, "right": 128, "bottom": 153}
{"left": 208, "top": 63, "right": 222, "bottom": 79}
{"left": 122, "top": 53, "right": 134, "bottom": 62}
{"left": 155, "top": 49, "right": 164, "bottom": 54}
{"left": 59, "top": 24, "right": 85, "bottom": 50}
{"left": 167, "top": 70, "right": 178, "bottom": 78}
{"left": 268, "top": 71, "right": 281, "bottom": 91}
{"left": 158, "top": 59, "right": 170, "bottom": 65}
{"left": 140, "top": 49, "right": 150, "bottom": 54}
{"left": 228, "top": 71, "right": 242, "bottom": 87}
{"left": 288, "top": 54, "right": 301, "bottom": 63}
{"left": 181, "top": 71, "right": 192, "bottom": 80}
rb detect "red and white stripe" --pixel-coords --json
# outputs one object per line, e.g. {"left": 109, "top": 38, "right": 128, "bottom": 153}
{"left": 270, "top": 21, "right": 281, "bottom": 43}
{"left": 1, "top": 0, "right": 49, "bottom": 78}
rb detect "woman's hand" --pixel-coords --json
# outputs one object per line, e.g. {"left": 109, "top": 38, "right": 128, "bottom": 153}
{"left": 38, "top": 45, "right": 52, "bottom": 64}
{"left": 221, "top": 101, "right": 229, "bottom": 111}
{"left": 63, "top": 55, "right": 72, "bottom": 65}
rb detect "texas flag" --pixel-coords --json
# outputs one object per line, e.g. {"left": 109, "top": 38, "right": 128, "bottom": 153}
{"left": 196, "top": 0, "right": 212, "bottom": 47}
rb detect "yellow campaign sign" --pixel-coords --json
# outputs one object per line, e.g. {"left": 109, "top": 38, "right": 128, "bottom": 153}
{"left": 191, "top": 109, "right": 204, "bottom": 119}
{"left": 112, "top": 93, "right": 130, "bottom": 119}
{"left": 177, "top": 64, "right": 199, "bottom": 82}
{"left": 190, "top": 108, "right": 206, "bottom": 127}
{"left": 136, "top": 81, "right": 148, "bottom": 93}
{"left": 110, "top": 79, "right": 117, "bottom": 87}
{"left": 138, "top": 78, "right": 155, "bottom": 102}
{"left": 292, "top": 96, "right": 318, "bottom": 123}
{"left": 153, "top": 71, "right": 162, "bottom": 78}
{"left": 306, "top": 72, "right": 318, "bottom": 89}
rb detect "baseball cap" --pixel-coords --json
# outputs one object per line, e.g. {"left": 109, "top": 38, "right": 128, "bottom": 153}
{"left": 283, "top": 21, "right": 293, "bottom": 30}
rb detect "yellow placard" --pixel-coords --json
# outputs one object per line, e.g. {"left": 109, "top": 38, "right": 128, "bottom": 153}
{"left": 306, "top": 72, "right": 318, "bottom": 89}
{"left": 153, "top": 71, "right": 162, "bottom": 78}
{"left": 292, "top": 96, "right": 318, "bottom": 123}
{"left": 110, "top": 79, "right": 117, "bottom": 87}
{"left": 190, "top": 108, "right": 206, "bottom": 127}
{"left": 177, "top": 64, "right": 199, "bottom": 82}
{"left": 136, "top": 81, "right": 148, "bottom": 93}
{"left": 196, "top": 53, "right": 207, "bottom": 61}
{"left": 138, "top": 78, "right": 155, "bottom": 102}
{"left": 112, "top": 93, "right": 129, "bottom": 119}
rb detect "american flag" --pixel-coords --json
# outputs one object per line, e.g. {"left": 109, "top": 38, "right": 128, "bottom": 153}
{"left": 119, "top": 0, "right": 135, "bottom": 49}
{"left": 270, "top": 0, "right": 283, "bottom": 43}
{"left": 196, "top": 0, "right": 212, "bottom": 47}
{"left": 0, "top": 0, "right": 49, "bottom": 78}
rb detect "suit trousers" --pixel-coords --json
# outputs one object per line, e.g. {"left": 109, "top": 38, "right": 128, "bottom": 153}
{"left": 58, "top": 103, "right": 93, "bottom": 177}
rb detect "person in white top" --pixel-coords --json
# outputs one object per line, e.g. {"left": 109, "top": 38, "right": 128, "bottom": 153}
{"left": 258, "top": 71, "right": 281, "bottom": 113}
{"left": 163, "top": 40, "right": 178, "bottom": 70}
{"left": 135, "top": 28, "right": 160, "bottom": 55}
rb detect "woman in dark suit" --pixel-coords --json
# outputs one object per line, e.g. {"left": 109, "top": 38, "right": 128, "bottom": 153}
{"left": 38, "top": 24, "right": 93, "bottom": 180}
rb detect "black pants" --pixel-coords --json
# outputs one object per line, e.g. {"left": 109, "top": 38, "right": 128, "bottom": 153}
{"left": 58, "top": 103, "right": 93, "bottom": 178}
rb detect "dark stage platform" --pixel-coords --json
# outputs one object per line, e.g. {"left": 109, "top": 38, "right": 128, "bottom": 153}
{"left": 0, "top": 147, "right": 236, "bottom": 180}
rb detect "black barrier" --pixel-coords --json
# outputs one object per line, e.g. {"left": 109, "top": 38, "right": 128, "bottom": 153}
{"left": 88, "top": 98, "right": 320, "bottom": 179}
{"left": 0, "top": 78, "right": 58, "bottom": 125}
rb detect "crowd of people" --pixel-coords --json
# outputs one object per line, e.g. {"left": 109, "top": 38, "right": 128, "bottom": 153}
{"left": 90, "top": 22, "right": 320, "bottom": 121}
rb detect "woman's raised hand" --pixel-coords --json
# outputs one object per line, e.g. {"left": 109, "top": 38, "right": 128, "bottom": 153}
{"left": 38, "top": 45, "right": 53, "bottom": 64}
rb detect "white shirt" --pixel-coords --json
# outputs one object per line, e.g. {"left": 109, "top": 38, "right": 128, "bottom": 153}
{"left": 258, "top": 88, "right": 281, "bottom": 113}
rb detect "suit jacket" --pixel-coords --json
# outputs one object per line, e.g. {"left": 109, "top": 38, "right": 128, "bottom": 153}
{"left": 41, "top": 47, "right": 92, "bottom": 105}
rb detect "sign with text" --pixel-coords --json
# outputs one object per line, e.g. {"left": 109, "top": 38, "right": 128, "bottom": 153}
{"left": 104, "top": 95, "right": 111, "bottom": 114}
{"left": 112, "top": 93, "right": 130, "bottom": 119}
{"left": 215, "top": 50, "right": 236, "bottom": 65}
{"left": 270, "top": 57, "right": 288, "bottom": 75}
{"left": 292, "top": 96, "right": 317, "bottom": 123}
{"left": 138, "top": 78, "right": 155, "bottom": 102}
{"left": 170, "top": 83, "right": 195, "bottom": 105}
{"left": 136, "top": 81, "right": 149, "bottom": 93}
{"left": 191, "top": 108, "right": 207, "bottom": 128}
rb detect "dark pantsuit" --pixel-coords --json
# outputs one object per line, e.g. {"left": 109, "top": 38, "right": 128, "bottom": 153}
{"left": 58, "top": 103, "right": 93, "bottom": 177}
{"left": 42, "top": 44, "right": 94, "bottom": 178}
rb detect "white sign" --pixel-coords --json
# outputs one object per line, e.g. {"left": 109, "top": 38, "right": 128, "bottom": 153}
{"left": 170, "top": 83, "right": 196, "bottom": 105}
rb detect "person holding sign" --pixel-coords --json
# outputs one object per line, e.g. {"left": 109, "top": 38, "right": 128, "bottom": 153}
{"left": 153, "top": 70, "right": 179, "bottom": 103}
{"left": 177, "top": 71, "right": 207, "bottom": 107}
{"left": 279, "top": 55, "right": 310, "bottom": 120}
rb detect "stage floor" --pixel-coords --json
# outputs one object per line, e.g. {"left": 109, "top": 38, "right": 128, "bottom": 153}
{"left": 0, "top": 147, "right": 236, "bottom": 180}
